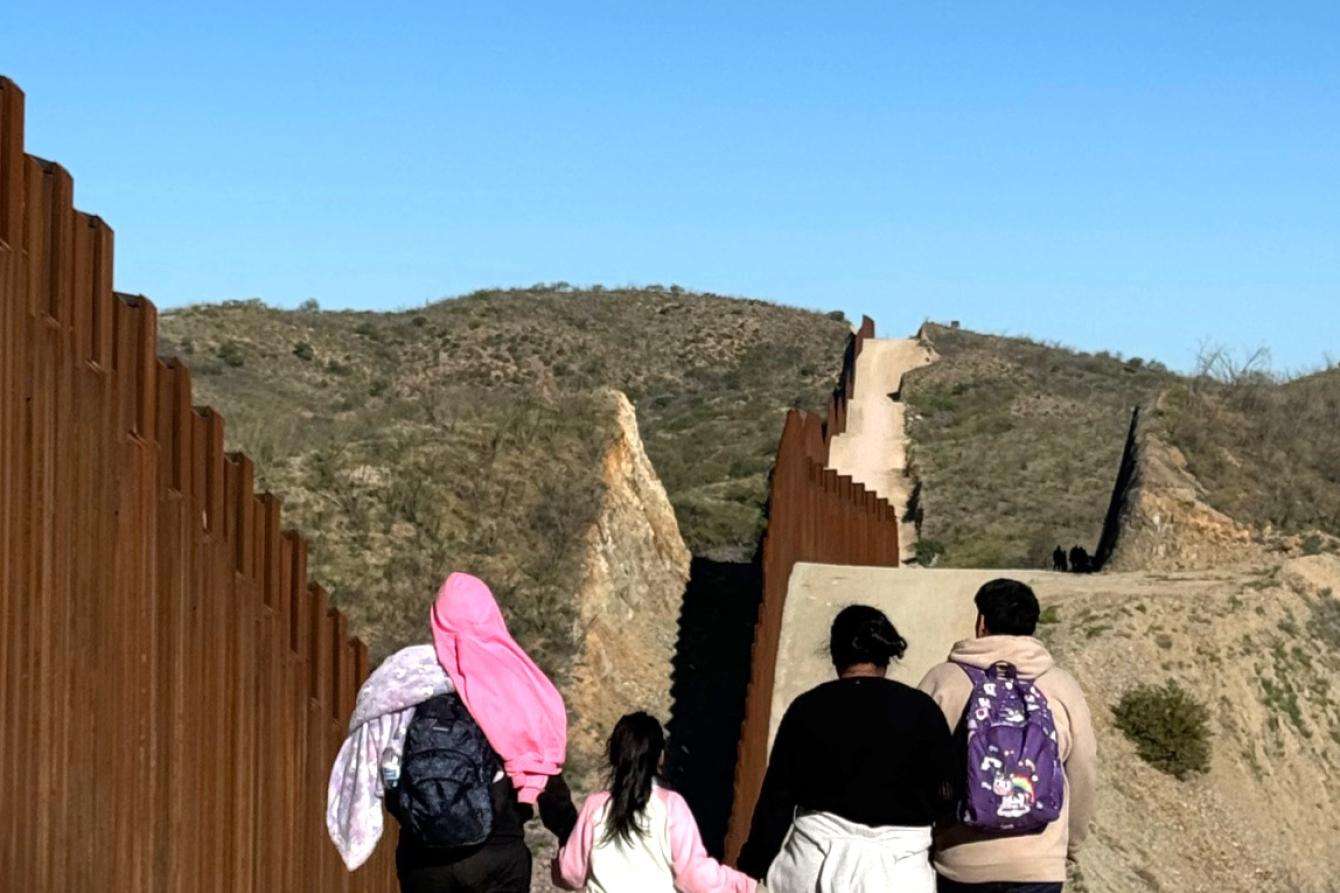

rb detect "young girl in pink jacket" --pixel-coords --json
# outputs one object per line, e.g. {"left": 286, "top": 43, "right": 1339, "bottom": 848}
{"left": 555, "top": 713, "right": 758, "bottom": 893}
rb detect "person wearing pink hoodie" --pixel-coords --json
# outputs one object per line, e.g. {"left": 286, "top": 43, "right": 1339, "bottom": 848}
{"left": 556, "top": 713, "right": 758, "bottom": 893}
{"left": 918, "top": 579, "right": 1098, "bottom": 893}
{"left": 430, "top": 572, "right": 569, "bottom": 804}
{"left": 392, "top": 572, "right": 578, "bottom": 892}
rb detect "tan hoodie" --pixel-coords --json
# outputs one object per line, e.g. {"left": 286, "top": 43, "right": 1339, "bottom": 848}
{"left": 917, "top": 636, "right": 1097, "bottom": 885}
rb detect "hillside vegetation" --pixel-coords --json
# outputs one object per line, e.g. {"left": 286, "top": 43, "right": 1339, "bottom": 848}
{"left": 163, "top": 288, "right": 1340, "bottom": 659}
{"left": 1161, "top": 365, "right": 1340, "bottom": 538}
{"left": 904, "top": 324, "right": 1176, "bottom": 568}
{"left": 159, "top": 285, "right": 849, "bottom": 664}
{"left": 904, "top": 324, "right": 1340, "bottom": 569}
{"left": 237, "top": 387, "right": 613, "bottom": 672}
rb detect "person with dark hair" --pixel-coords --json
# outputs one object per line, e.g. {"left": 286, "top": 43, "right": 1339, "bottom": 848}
{"left": 1051, "top": 546, "right": 1067, "bottom": 572}
{"left": 918, "top": 579, "right": 1097, "bottom": 893}
{"left": 738, "top": 605, "right": 954, "bottom": 891}
{"left": 555, "top": 712, "right": 756, "bottom": 892}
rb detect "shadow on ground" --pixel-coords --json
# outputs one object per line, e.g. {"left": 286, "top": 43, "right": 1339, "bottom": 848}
{"left": 665, "top": 557, "right": 761, "bottom": 857}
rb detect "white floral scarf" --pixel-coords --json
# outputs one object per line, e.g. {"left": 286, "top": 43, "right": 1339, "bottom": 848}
{"left": 326, "top": 644, "right": 453, "bottom": 870}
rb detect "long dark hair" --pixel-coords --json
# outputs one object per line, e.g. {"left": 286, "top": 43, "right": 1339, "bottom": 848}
{"left": 603, "top": 711, "right": 665, "bottom": 845}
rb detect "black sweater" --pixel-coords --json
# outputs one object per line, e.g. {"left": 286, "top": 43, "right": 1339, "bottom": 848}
{"left": 737, "top": 676, "right": 955, "bottom": 878}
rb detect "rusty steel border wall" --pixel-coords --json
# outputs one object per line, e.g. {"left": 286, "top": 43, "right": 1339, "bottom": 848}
{"left": 723, "top": 315, "right": 901, "bottom": 861}
{"left": 0, "top": 77, "right": 395, "bottom": 890}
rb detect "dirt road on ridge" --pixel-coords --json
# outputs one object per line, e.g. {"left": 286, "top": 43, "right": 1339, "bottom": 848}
{"left": 826, "top": 337, "right": 935, "bottom": 562}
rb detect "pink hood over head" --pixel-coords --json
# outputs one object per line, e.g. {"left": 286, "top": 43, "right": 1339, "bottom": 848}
{"left": 431, "top": 572, "right": 567, "bottom": 803}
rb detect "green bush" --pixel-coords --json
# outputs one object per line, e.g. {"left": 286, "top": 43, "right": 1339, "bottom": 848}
{"left": 293, "top": 341, "right": 315, "bottom": 361}
{"left": 1112, "top": 680, "right": 1210, "bottom": 779}
{"left": 914, "top": 538, "right": 946, "bottom": 567}
{"left": 919, "top": 390, "right": 958, "bottom": 414}
{"left": 216, "top": 340, "right": 246, "bottom": 368}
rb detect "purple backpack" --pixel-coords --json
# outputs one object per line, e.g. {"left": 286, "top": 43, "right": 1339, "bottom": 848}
{"left": 955, "top": 661, "right": 1065, "bottom": 833}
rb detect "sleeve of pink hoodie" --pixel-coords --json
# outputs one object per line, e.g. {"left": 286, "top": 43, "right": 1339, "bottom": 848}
{"left": 555, "top": 792, "right": 606, "bottom": 890}
{"left": 663, "top": 790, "right": 758, "bottom": 893}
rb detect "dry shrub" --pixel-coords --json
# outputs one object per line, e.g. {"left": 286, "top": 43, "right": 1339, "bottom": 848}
{"left": 1112, "top": 680, "right": 1211, "bottom": 780}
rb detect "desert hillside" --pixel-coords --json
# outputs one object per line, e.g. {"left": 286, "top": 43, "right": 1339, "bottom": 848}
{"left": 161, "top": 294, "right": 1340, "bottom": 892}
{"left": 1037, "top": 555, "right": 1340, "bottom": 893}
{"left": 158, "top": 285, "right": 845, "bottom": 787}
{"left": 1159, "top": 364, "right": 1340, "bottom": 539}
{"left": 904, "top": 323, "right": 1340, "bottom": 569}
{"left": 159, "top": 284, "right": 850, "bottom": 563}
{"left": 898, "top": 324, "right": 1340, "bottom": 892}
{"left": 164, "top": 295, "right": 1340, "bottom": 649}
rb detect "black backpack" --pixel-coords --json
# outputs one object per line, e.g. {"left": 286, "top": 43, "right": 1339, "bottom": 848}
{"left": 389, "top": 692, "right": 500, "bottom": 848}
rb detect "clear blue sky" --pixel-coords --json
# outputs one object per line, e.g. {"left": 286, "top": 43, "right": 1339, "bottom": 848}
{"left": 3, "top": 2, "right": 1337, "bottom": 371}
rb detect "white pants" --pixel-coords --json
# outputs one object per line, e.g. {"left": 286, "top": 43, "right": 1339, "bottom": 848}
{"left": 766, "top": 812, "right": 934, "bottom": 893}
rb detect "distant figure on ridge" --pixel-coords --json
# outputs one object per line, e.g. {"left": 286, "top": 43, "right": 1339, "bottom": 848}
{"left": 1068, "top": 545, "right": 1090, "bottom": 574}
{"left": 739, "top": 605, "right": 954, "bottom": 891}
{"left": 1051, "top": 546, "right": 1067, "bottom": 572}
{"left": 918, "top": 579, "right": 1097, "bottom": 893}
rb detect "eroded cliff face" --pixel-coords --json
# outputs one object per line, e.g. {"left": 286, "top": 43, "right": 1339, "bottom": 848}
{"left": 1106, "top": 417, "right": 1339, "bottom": 572}
{"left": 1106, "top": 431, "right": 1260, "bottom": 571}
{"left": 565, "top": 389, "right": 692, "bottom": 783}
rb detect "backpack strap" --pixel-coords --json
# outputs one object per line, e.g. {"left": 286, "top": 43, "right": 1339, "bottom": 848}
{"left": 953, "top": 660, "right": 1022, "bottom": 684}
{"left": 952, "top": 660, "right": 992, "bottom": 688}
{"left": 948, "top": 661, "right": 982, "bottom": 736}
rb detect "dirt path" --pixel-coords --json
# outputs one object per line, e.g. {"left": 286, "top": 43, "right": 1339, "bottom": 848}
{"left": 826, "top": 337, "right": 935, "bottom": 562}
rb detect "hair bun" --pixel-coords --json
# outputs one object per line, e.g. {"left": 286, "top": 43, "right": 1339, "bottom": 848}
{"left": 830, "top": 605, "right": 907, "bottom": 670}
{"left": 852, "top": 623, "right": 907, "bottom": 661}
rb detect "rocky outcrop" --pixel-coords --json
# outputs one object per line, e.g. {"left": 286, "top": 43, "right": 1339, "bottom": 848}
{"left": 565, "top": 389, "right": 692, "bottom": 782}
{"left": 1105, "top": 405, "right": 1339, "bottom": 572}
{"left": 1106, "top": 428, "right": 1260, "bottom": 571}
